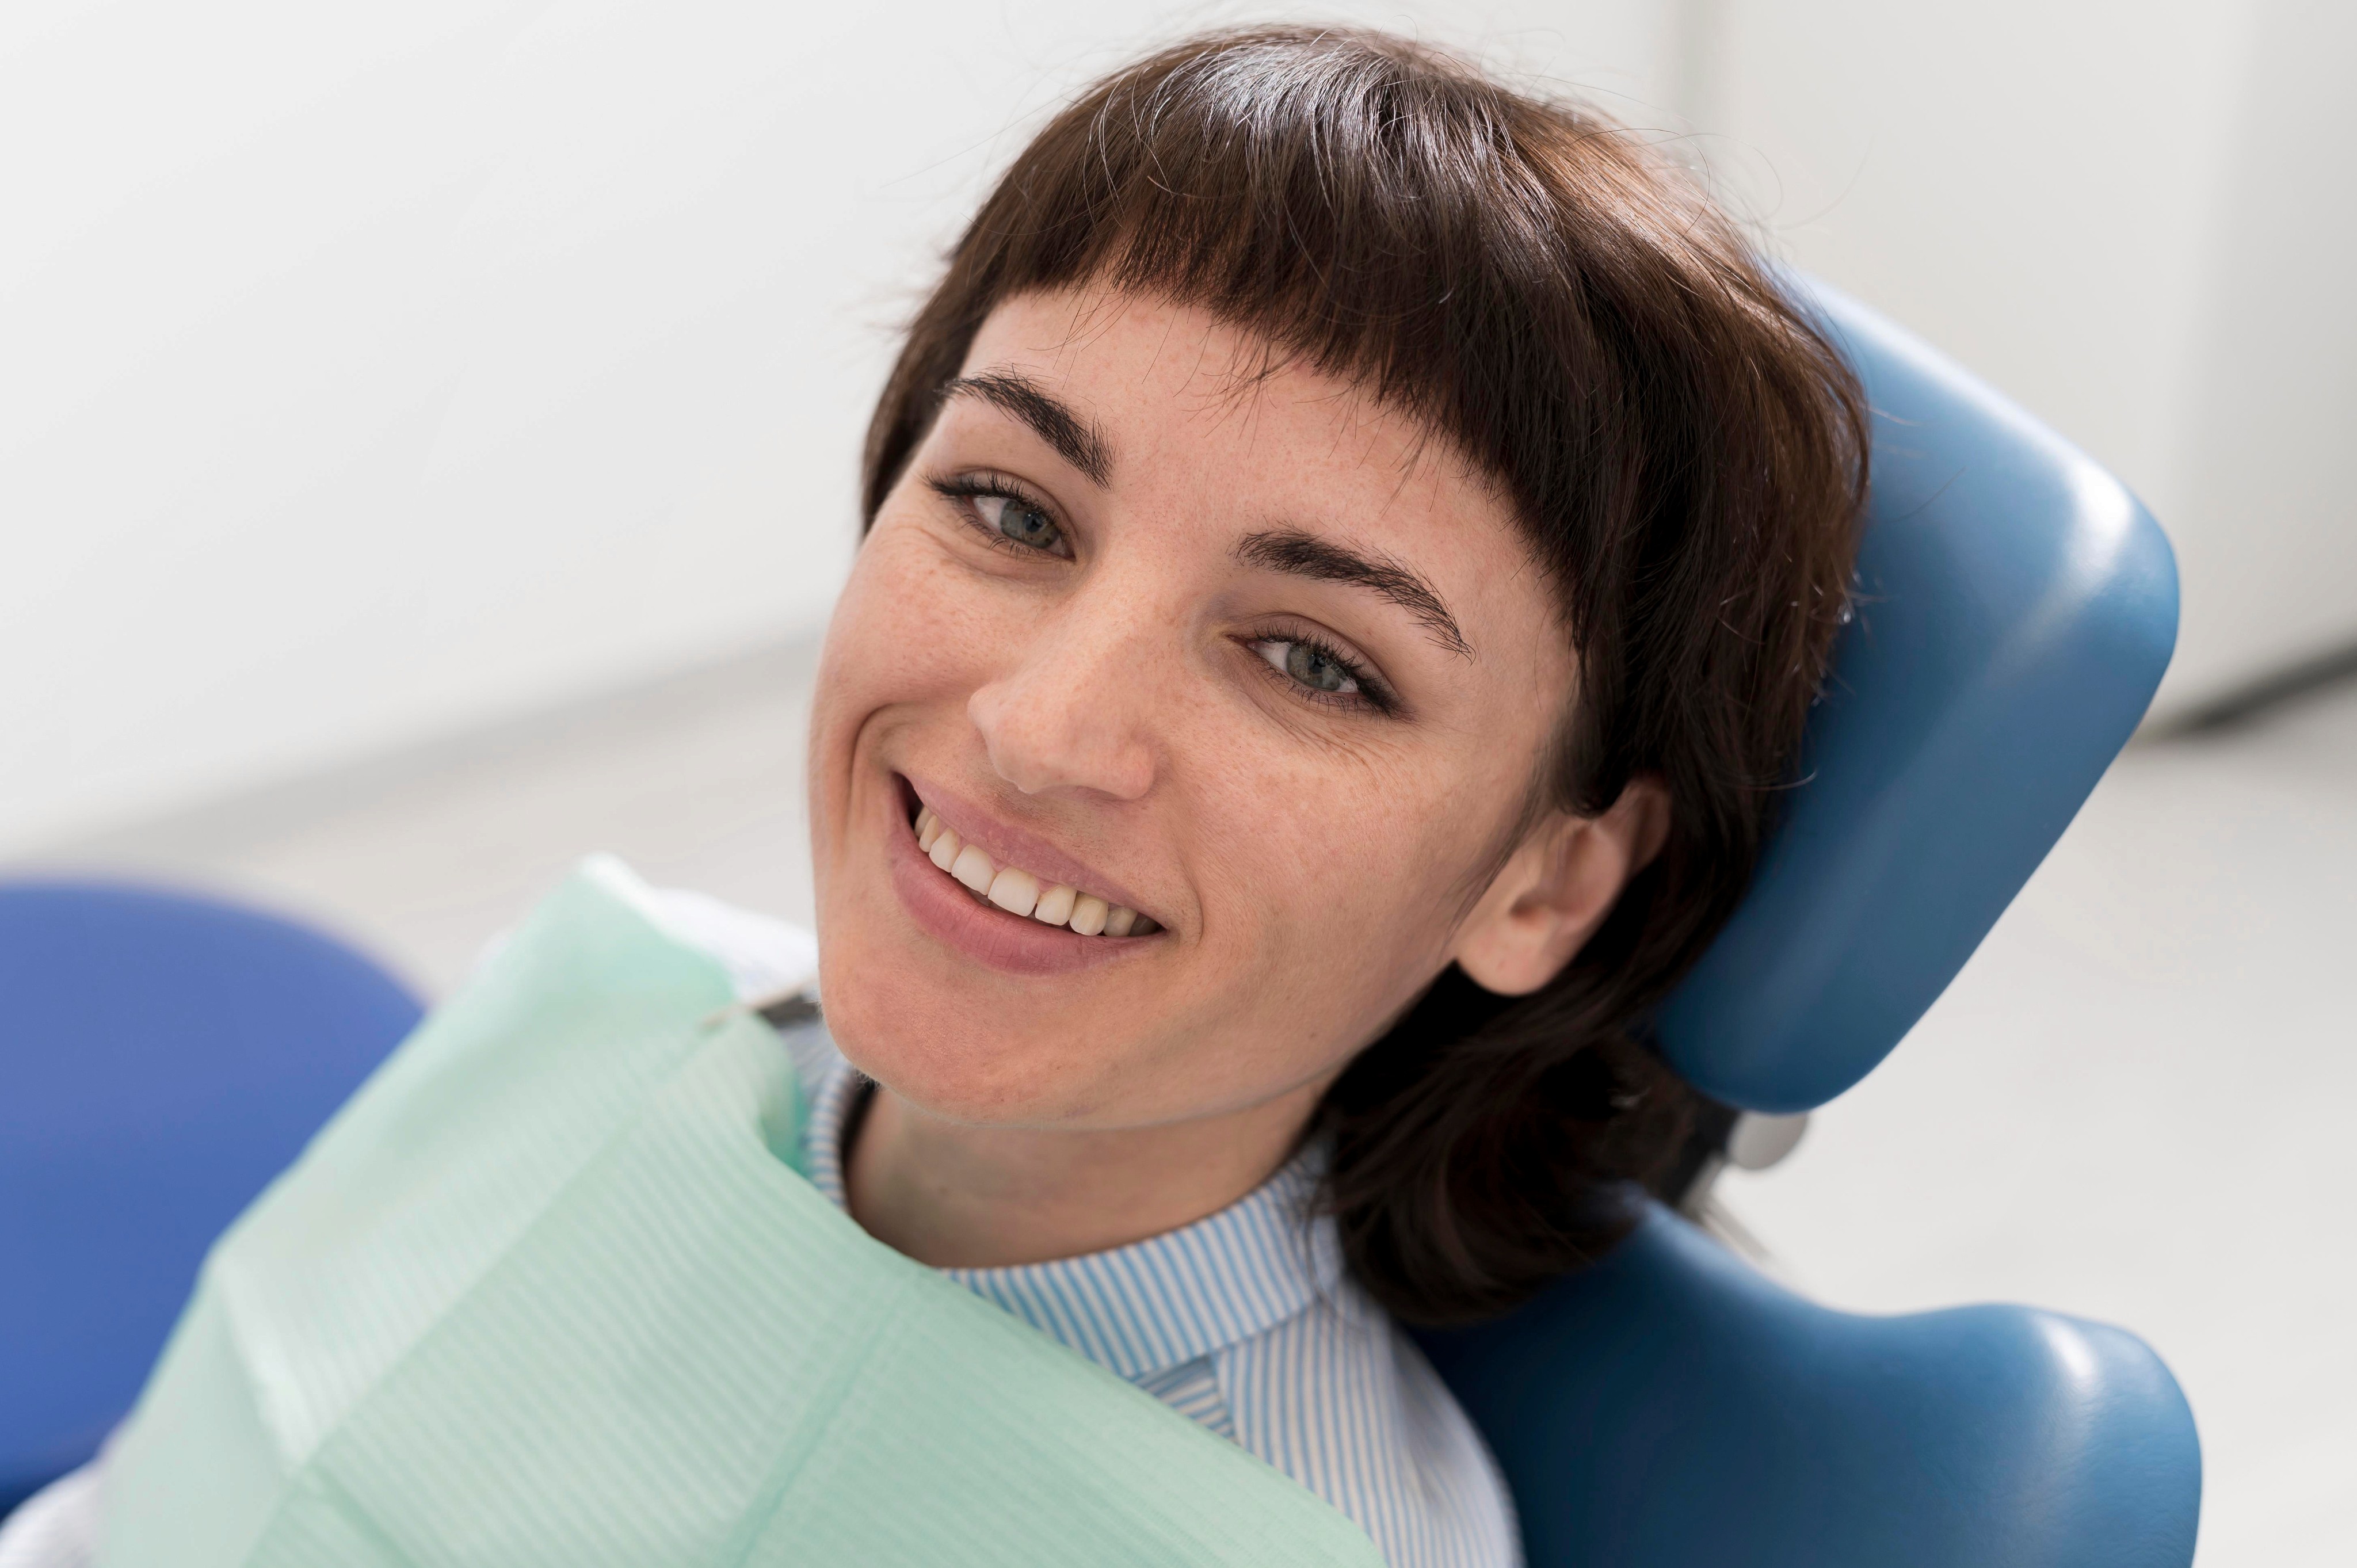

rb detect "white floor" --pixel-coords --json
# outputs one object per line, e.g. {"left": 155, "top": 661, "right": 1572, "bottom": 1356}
{"left": 21, "top": 644, "right": 2356, "bottom": 1565}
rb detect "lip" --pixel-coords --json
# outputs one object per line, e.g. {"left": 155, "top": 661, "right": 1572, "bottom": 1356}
{"left": 886, "top": 781, "right": 1162, "bottom": 977}
{"left": 900, "top": 775, "right": 1161, "bottom": 923}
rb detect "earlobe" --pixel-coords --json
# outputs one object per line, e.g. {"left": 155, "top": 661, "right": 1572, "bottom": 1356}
{"left": 1450, "top": 777, "right": 1671, "bottom": 997}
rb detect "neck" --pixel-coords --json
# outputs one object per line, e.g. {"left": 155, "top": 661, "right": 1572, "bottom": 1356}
{"left": 844, "top": 1082, "right": 1325, "bottom": 1269}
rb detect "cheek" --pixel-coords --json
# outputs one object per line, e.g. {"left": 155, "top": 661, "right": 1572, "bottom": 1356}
{"left": 1187, "top": 746, "right": 1483, "bottom": 1027}
{"left": 819, "top": 528, "right": 988, "bottom": 718}
{"left": 811, "top": 524, "right": 1035, "bottom": 811}
{"left": 808, "top": 528, "right": 981, "bottom": 899}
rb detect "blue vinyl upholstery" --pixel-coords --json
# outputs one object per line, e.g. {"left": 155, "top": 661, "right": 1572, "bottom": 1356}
{"left": 0, "top": 880, "right": 422, "bottom": 1512}
{"left": 1416, "top": 279, "right": 2198, "bottom": 1566}
{"left": 1656, "top": 277, "right": 2180, "bottom": 1114}
{"left": 1418, "top": 1209, "right": 2202, "bottom": 1568}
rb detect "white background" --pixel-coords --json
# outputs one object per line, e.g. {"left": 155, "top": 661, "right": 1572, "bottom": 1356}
{"left": 2, "top": 0, "right": 2350, "bottom": 847}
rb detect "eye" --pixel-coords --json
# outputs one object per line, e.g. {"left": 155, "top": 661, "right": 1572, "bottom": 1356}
{"left": 1252, "top": 636, "right": 1360, "bottom": 697}
{"left": 972, "top": 491, "right": 1063, "bottom": 554}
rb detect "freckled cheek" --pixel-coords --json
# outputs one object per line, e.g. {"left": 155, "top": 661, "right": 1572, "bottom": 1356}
{"left": 819, "top": 535, "right": 1017, "bottom": 734}
{"left": 1178, "top": 815, "right": 1459, "bottom": 1082}
{"left": 1191, "top": 761, "right": 1459, "bottom": 985}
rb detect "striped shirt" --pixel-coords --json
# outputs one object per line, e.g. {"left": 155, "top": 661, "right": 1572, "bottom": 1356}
{"left": 0, "top": 883, "right": 1520, "bottom": 1568}
{"left": 783, "top": 1030, "right": 1520, "bottom": 1568}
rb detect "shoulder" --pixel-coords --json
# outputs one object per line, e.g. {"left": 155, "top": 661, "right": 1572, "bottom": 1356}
{"left": 1215, "top": 1284, "right": 1523, "bottom": 1568}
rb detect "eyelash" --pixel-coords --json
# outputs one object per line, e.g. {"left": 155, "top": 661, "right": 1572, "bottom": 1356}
{"left": 923, "top": 470, "right": 1397, "bottom": 717}
{"left": 1245, "top": 628, "right": 1397, "bottom": 715}
{"left": 926, "top": 471, "right": 1067, "bottom": 558}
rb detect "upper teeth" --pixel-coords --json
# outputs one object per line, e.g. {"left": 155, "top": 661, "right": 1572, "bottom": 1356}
{"left": 915, "top": 807, "right": 1155, "bottom": 937}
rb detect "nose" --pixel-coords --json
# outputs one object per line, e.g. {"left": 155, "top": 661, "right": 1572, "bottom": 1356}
{"left": 966, "top": 592, "right": 1164, "bottom": 802}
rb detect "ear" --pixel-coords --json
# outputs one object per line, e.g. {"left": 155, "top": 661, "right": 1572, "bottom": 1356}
{"left": 1450, "top": 777, "right": 1672, "bottom": 997}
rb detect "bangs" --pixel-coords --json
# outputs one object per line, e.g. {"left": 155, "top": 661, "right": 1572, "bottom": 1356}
{"left": 981, "top": 31, "right": 1579, "bottom": 449}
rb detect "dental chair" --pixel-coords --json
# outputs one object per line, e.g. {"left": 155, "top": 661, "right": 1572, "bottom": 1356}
{"left": 1416, "top": 278, "right": 2198, "bottom": 1566}
{"left": 0, "top": 881, "right": 423, "bottom": 1514}
{"left": 0, "top": 275, "right": 2197, "bottom": 1563}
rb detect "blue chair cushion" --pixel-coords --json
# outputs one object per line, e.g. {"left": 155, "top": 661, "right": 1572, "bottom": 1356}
{"left": 1656, "top": 278, "right": 2179, "bottom": 1112}
{"left": 0, "top": 880, "right": 422, "bottom": 1510}
{"left": 1417, "top": 1204, "right": 2202, "bottom": 1568}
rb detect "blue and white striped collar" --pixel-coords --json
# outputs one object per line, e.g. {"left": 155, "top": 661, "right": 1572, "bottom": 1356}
{"left": 800, "top": 1056, "right": 1359, "bottom": 1380}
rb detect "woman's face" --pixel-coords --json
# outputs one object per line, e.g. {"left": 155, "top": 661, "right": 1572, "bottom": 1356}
{"left": 808, "top": 288, "right": 1580, "bottom": 1131}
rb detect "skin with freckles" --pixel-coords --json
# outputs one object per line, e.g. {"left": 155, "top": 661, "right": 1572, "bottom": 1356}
{"left": 807, "top": 288, "right": 1668, "bottom": 1269}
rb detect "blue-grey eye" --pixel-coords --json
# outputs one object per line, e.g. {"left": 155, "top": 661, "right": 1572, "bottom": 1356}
{"left": 1254, "top": 638, "right": 1359, "bottom": 695}
{"left": 975, "top": 493, "right": 1062, "bottom": 551}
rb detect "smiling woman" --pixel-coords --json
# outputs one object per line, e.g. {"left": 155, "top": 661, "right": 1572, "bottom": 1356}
{"left": 0, "top": 25, "right": 1870, "bottom": 1568}
{"left": 800, "top": 21, "right": 1864, "bottom": 1565}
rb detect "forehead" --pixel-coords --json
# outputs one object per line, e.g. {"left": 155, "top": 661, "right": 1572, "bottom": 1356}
{"left": 959, "top": 288, "right": 1494, "bottom": 516}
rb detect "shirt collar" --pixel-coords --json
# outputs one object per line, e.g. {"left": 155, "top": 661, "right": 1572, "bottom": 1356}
{"left": 801, "top": 1052, "right": 1351, "bottom": 1380}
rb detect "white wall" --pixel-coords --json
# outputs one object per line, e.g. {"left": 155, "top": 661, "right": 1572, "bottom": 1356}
{"left": 7, "top": 0, "right": 2351, "bottom": 852}
{"left": 2162, "top": 0, "right": 2357, "bottom": 704}
{"left": 1687, "top": 0, "right": 2357, "bottom": 711}
{"left": 0, "top": 0, "right": 1676, "bottom": 854}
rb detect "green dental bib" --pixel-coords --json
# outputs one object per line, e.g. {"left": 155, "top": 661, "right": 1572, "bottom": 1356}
{"left": 97, "top": 860, "right": 1385, "bottom": 1568}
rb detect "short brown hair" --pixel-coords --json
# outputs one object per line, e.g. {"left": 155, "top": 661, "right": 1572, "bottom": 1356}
{"left": 861, "top": 26, "right": 1868, "bottom": 1323}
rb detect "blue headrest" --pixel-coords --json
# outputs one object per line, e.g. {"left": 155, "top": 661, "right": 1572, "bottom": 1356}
{"left": 1656, "top": 278, "right": 2177, "bottom": 1113}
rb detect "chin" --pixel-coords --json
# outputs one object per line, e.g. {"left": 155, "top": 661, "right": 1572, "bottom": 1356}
{"left": 830, "top": 999, "right": 1112, "bottom": 1129}
{"left": 810, "top": 921, "right": 1107, "bottom": 1126}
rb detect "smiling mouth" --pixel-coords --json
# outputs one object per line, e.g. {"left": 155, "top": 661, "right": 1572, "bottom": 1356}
{"left": 904, "top": 792, "right": 1161, "bottom": 938}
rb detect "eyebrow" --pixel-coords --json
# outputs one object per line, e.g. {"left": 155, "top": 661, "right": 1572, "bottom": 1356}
{"left": 1233, "top": 529, "right": 1474, "bottom": 660}
{"left": 940, "top": 371, "right": 1114, "bottom": 487}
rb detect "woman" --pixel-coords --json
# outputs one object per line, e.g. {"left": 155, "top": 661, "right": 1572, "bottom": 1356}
{"left": 800, "top": 26, "right": 1862, "bottom": 1562}
{"left": 1, "top": 25, "right": 1864, "bottom": 1568}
